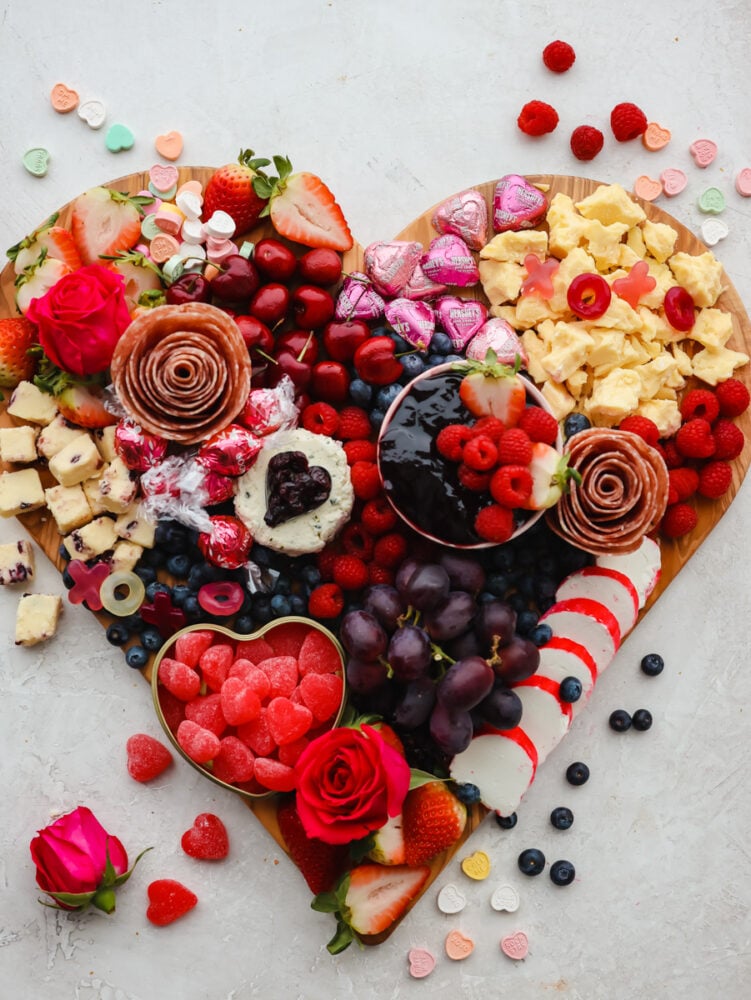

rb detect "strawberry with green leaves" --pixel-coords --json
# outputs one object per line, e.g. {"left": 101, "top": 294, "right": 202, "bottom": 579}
{"left": 458, "top": 351, "right": 527, "bottom": 426}
{"left": 71, "top": 187, "right": 151, "bottom": 266}
{"left": 0, "top": 317, "right": 37, "bottom": 389}
{"left": 202, "top": 149, "right": 272, "bottom": 235}
{"left": 253, "top": 156, "right": 353, "bottom": 252}
{"left": 15, "top": 251, "right": 72, "bottom": 314}
{"left": 100, "top": 251, "right": 164, "bottom": 313}
{"left": 277, "top": 799, "right": 350, "bottom": 896}
{"left": 520, "top": 441, "right": 579, "bottom": 510}
{"left": 7, "top": 213, "right": 82, "bottom": 275}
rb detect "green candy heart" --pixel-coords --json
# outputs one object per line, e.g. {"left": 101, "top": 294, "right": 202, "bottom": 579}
{"left": 22, "top": 147, "right": 50, "bottom": 177}
{"left": 698, "top": 187, "right": 725, "bottom": 214}
{"left": 105, "top": 123, "right": 135, "bottom": 153}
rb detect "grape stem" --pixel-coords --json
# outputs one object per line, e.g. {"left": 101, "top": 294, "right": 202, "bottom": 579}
{"left": 487, "top": 635, "right": 502, "bottom": 670}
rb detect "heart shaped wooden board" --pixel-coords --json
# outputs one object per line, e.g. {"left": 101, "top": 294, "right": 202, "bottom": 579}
{"left": 2, "top": 169, "right": 750, "bottom": 945}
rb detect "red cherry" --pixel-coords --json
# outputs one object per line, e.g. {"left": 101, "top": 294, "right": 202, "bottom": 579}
{"left": 297, "top": 248, "right": 343, "bottom": 286}
{"left": 165, "top": 273, "right": 212, "bottom": 305}
{"left": 210, "top": 255, "right": 260, "bottom": 303}
{"left": 234, "top": 314, "right": 274, "bottom": 355}
{"left": 254, "top": 238, "right": 297, "bottom": 282}
{"left": 566, "top": 273, "right": 612, "bottom": 319}
{"left": 322, "top": 319, "right": 370, "bottom": 361}
{"left": 664, "top": 285, "right": 696, "bottom": 332}
{"left": 274, "top": 329, "right": 319, "bottom": 364}
{"left": 311, "top": 360, "right": 351, "bottom": 404}
{"left": 249, "top": 283, "right": 290, "bottom": 327}
{"left": 292, "top": 285, "right": 336, "bottom": 329}
{"left": 353, "top": 336, "right": 404, "bottom": 385}
{"left": 269, "top": 350, "right": 312, "bottom": 391}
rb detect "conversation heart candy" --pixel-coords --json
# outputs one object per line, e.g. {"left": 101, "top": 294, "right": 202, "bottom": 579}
{"left": 334, "top": 271, "right": 386, "bottom": 320}
{"left": 493, "top": 174, "right": 547, "bottom": 232}
{"left": 150, "top": 163, "right": 180, "bottom": 194}
{"left": 77, "top": 99, "right": 106, "bottom": 129}
{"left": 466, "top": 318, "right": 528, "bottom": 367}
{"left": 445, "top": 929, "right": 474, "bottom": 960}
{"left": 364, "top": 240, "right": 423, "bottom": 297}
{"left": 642, "top": 122, "right": 671, "bottom": 151}
{"left": 700, "top": 218, "right": 729, "bottom": 246}
{"left": 421, "top": 234, "right": 479, "bottom": 287}
{"left": 735, "top": 168, "right": 751, "bottom": 197}
{"left": 698, "top": 187, "right": 725, "bottom": 214}
{"left": 384, "top": 298, "right": 435, "bottom": 351}
{"left": 403, "top": 261, "right": 448, "bottom": 300}
{"left": 155, "top": 130, "right": 184, "bottom": 161}
{"left": 432, "top": 188, "right": 489, "bottom": 250}
{"left": 50, "top": 82, "right": 79, "bottom": 113}
{"left": 461, "top": 850, "right": 491, "bottom": 880}
{"left": 106, "top": 123, "right": 135, "bottom": 153}
{"left": 437, "top": 882, "right": 467, "bottom": 914}
{"left": 690, "top": 138, "right": 717, "bottom": 167}
{"left": 490, "top": 883, "right": 521, "bottom": 912}
{"left": 660, "top": 168, "right": 687, "bottom": 197}
{"left": 633, "top": 175, "right": 662, "bottom": 202}
{"left": 435, "top": 296, "right": 487, "bottom": 350}
{"left": 501, "top": 930, "right": 529, "bottom": 960}
{"left": 408, "top": 948, "right": 436, "bottom": 979}
{"left": 22, "top": 148, "right": 50, "bottom": 178}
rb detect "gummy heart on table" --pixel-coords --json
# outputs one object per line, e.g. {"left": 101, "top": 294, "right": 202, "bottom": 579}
{"left": 181, "top": 813, "right": 229, "bottom": 860}
{"left": 146, "top": 879, "right": 198, "bottom": 925}
{"left": 493, "top": 174, "right": 547, "bottom": 231}
{"left": 126, "top": 733, "right": 173, "bottom": 782}
{"left": 264, "top": 450, "right": 332, "bottom": 527}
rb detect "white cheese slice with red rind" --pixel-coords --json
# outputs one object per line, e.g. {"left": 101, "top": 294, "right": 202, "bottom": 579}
{"left": 450, "top": 728, "right": 537, "bottom": 816}
{"left": 535, "top": 637, "right": 597, "bottom": 717}
{"left": 556, "top": 566, "right": 639, "bottom": 639}
{"left": 596, "top": 536, "right": 661, "bottom": 609}
{"left": 540, "top": 597, "right": 620, "bottom": 676}
{"left": 513, "top": 677, "right": 572, "bottom": 765}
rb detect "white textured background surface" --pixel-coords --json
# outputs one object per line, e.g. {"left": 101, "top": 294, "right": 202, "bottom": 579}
{"left": 1, "top": 1, "right": 751, "bottom": 997}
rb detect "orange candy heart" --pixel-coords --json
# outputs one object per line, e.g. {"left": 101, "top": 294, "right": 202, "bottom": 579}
{"left": 50, "top": 82, "right": 79, "bottom": 113}
{"left": 633, "top": 175, "right": 663, "bottom": 202}
{"left": 155, "top": 130, "right": 184, "bottom": 161}
{"left": 642, "top": 122, "right": 671, "bottom": 151}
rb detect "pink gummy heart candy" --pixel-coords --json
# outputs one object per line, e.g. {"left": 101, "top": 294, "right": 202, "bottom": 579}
{"left": 299, "top": 672, "right": 344, "bottom": 722}
{"left": 220, "top": 676, "right": 262, "bottom": 725}
{"left": 184, "top": 693, "right": 228, "bottom": 736}
{"left": 435, "top": 296, "right": 488, "bottom": 350}
{"left": 257, "top": 655, "right": 299, "bottom": 698}
{"left": 432, "top": 188, "right": 489, "bottom": 250}
{"left": 384, "top": 298, "right": 436, "bottom": 351}
{"left": 211, "top": 736, "right": 256, "bottom": 784}
{"left": 421, "top": 234, "right": 479, "bottom": 288}
{"left": 198, "top": 642, "right": 234, "bottom": 692}
{"left": 158, "top": 657, "right": 201, "bottom": 702}
{"left": 466, "top": 318, "right": 528, "bottom": 367}
{"left": 176, "top": 720, "right": 221, "bottom": 764}
{"left": 236, "top": 709, "right": 276, "bottom": 757}
{"left": 298, "top": 629, "right": 342, "bottom": 675}
{"left": 493, "top": 174, "right": 547, "bottom": 232}
{"left": 266, "top": 696, "right": 313, "bottom": 746}
{"left": 364, "top": 241, "right": 423, "bottom": 297}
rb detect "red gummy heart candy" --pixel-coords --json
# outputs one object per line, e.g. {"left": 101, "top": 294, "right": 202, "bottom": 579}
{"left": 199, "top": 643, "right": 234, "bottom": 692}
{"left": 266, "top": 621, "right": 309, "bottom": 657}
{"left": 174, "top": 629, "right": 215, "bottom": 668}
{"left": 181, "top": 813, "right": 229, "bottom": 860}
{"left": 176, "top": 719, "right": 221, "bottom": 763}
{"left": 158, "top": 658, "right": 201, "bottom": 701}
{"left": 257, "top": 655, "right": 299, "bottom": 698}
{"left": 184, "top": 693, "right": 228, "bottom": 737}
{"left": 146, "top": 879, "right": 198, "bottom": 925}
{"left": 126, "top": 733, "right": 173, "bottom": 782}
{"left": 298, "top": 628, "right": 342, "bottom": 675}
{"left": 235, "top": 636, "right": 275, "bottom": 662}
{"left": 253, "top": 756, "right": 296, "bottom": 792}
{"left": 212, "top": 735, "right": 256, "bottom": 783}
{"left": 220, "top": 676, "right": 262, "bottom": 725}
{"left": 299, "top": 672, "right": 344, "bottom": 722}
{"left": 266, "top": 696, "right": 313, "bottom": 745}
{"left": 235, "top": 663, "right": 271, "bottom": 702}
{"left": 277, "top": 735, "right": 309, "bottom": 766}
{"left": 158, "top": 687, "right": 186, "bottom": 731}
{"left": 236, "top": 709, "right": 276, "bottom": 757}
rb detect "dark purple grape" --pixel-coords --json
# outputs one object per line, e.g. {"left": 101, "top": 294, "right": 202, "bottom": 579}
{"left": 437, "top": 656, "right": 494, "bottom": 711}
{"left": 445, "top": 629, "right": 482, "bottom": 661}
{"left": 478, "top": 685, "right": 523, "bottom": 730}
{"left": 423, "top": 591, "right": 476, "bottom": 641}
{"left": 345, "top": 657, "right": 389, "bottom": 695}
{"left": 438, "top": 552, "right": 486, "bottom": 595}
{"left": 362, "top": 584, "right": 404, "bottom": 633}
{"left": 395, "top": 558, "right": 421, "bottom": 596}
{"left": 491, "top": 636, "right": 540, "bottom": 684}
{"left": 340, "top": 610, "right": 388, "bottom": 660}
{"left": 403, "top": 563, "right": 450, "bottom": 612}
{"left": 393, "top": 675, "right": 437, "bottom": 729}
{"left": 475, "top": 600, "right": 517, "bottom": 650}
{"left": 429, "top": 701, "right": 473, "bottom": 755}
{"left": 388, "top": 625, "right": 431, "bottom": 680}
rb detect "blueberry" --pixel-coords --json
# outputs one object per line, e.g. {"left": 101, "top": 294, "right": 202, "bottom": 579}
{"left": 385, "top": 331, "right": 409, "bottom": 353}
{"left": 559, "top": 676, "right": 583, "bottom": 703}
{"left": 491, "top": 547, "right": 516, "bottom": 572}
{"left": 566, "top": 761, "right": 590, "bottom": 786}
{"left": 182, "top": 595, "right": 202, "bottom": 622}
{"left": 425, "top": 354, "right": 445, "bottom": 368}
{"left": 477, "top": 590, "right": 497, "bottom": 604}
{"left": 140, "top": 547, "right": 166, "bottom": 569}
{"left": 609, "top": 709, "right": 632, "bottom": 732}
{"left": 495, "top": 812, "right": 518, "bottom": 830}
{"left": 509, "top": 593, "right": 528, "bottom": 614}
{"left": 145, "top": 581, "right": 171, "bottom": 602}
{"left": 106, "top": 623, "right": 130, "bottom": 646}
{"left": 430, "top": 332, "right": 452, "bottom": 356}
{"left": 166, "top": 553, "right": 191, "bottom": 578}
{"left": 550, "top": 860, "right": 576, "bottom": 886}
{"left": 550, "top": 806, "right": 574, "bottom": 830}
{"left": 515, "top": 609, "right": 539, "bottom": 636}
{"left": 58, "top": 542, "right": 70, "bottom": 562}
{"left": 349, "top": 379, "right": 373, "bottom": 407}
{"left": 399, "top": 353, "right": 426, "bottom": 382}
{"left": 517, "top": 575, "right": 536, "bottom": 601}
{"left": 171, "top": 584, "right": 192, "bottom": 608}
{"left": 563, "top": 412, "right": 591, "bottom": 440}
{"left": 369, "top": 407, "right": 386, "bottom": 430}
{"left": 444, "top": 353, "right": 463, "bottom": 363}
{"left": 518, "top": 848, "right": 546, "bottom": 876}
{"left": 632, "top": 708, "right": 653, "bottom": 731}
{"left": 301, "top": 565, "right": 321, "bottom": 589}
{"left": 288, "top": 594, "right": 307, "bottom": 615}
{"left": 141, "top": 627, "right": 164, "bottom": 651}
{"left": 452, "top": 782, "right": 481, "bottom": 806}
{"left": 270, "top": 594, "right": 291, "bottom": 616}
{"left": 534, "top": 576, "right": 558, "bottom": 604}
{"left": 233, "top": 613, "right": 256, "bottom": 634}
{"left": 375, "top": 384, "right": 402, "bottom": 410}
{"left": 125, "top": 645, "right": 149, "bottom": 669}
{"left": 238, "top": 591, "right": 254, "bottom": 616}
{"left": 154, "top": 521, "right": 189, "bottom": 553}
{"left": 640, "top": 653, "right": 664, "bottom": 677}
{"left": 485, "top": 572, "right": 511, "bottom": 597}
{"left": 273, "top": 574, "right": 292, "bottom": 596}
{"left": 253, "top": 595, "right": 273, "bottom": 624}
{"left": 61, "top": 567, "right": 75, "bottom": 590}
{"left": 530, "top": 623, "right": 553, "bottom": 647}
{"left": 122, "top": 613, "right": 147, "bottom": 633}
{"left": 135, "top": 565, "right": 157, "bottom": 586}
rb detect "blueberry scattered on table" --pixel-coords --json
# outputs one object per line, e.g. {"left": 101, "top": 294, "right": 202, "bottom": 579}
{"left": 609, "top": 709, "right": 632, "bottom": 732}
{"left": 518, "top": 848, "right": 546, "bottom": 875}
{"left": 632, "top": 708, "right": 653, "bottom": 731}
{"left": 495, "top": 812, "right": 518, "bottom": 830}
{"left": 550, "top": 807, "right": 574, "bottom": 830}
{"left": 640, "top": 653, "right": 665, "bottom": 677}
{"left": 550, "top": 859, "right": 576, "bottom": 886}
{"left": 566, "top": 762, "right": 590, "bottom": 786}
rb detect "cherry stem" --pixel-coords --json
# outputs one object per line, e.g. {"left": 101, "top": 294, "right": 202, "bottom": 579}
{"left": 296, "top": 330, "right": 316, "bottom": 362}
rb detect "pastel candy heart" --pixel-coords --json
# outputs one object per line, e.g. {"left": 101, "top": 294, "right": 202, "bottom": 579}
{"left": 660, "top": 168, "right": 687, "bottom": 197}
{"left": 334, "top": 271, "right": 385, "bottom": 320}
{"left": 493, "top": 174, "right": 547, "bottom": 232}
{"left": 698, "top": 187, "right": 725, "bottom": 214}
{"left": 384, "top": 298, "right": 435, "bottom": 351}
{"left": 445, "top": 929, "right": 474, "bottom": 960}
{"left": 407, "top": 948, "right": 436, "bottom": 979}
{"left": 466, "top": 318, "right": 528, "bottom": 367}
{"left": 364, "top": 240, "right": 423, "bottom": 297}
{"left": 106, "top": 123, "right": 135, "bottom": 153}
{"left": 490, "top": 883, "right": 520, "bottom": 912}
{"left": 403, "top": 261, "right": 448, "bottom": 301}
{"left": 155, "top": 130, "right": 184, "bottom": 161}
{"left": 633, "top": 175, "right": 662, "bottom": 202}
{"left": 690, "top": 138, "right": 717, "bottom": 168}
{"left": 421, "top": 234, "right": 479, "bottom": 288}
{"left": 22, "top": 148, "right": 50, "bottom": 178}
{"left": 735, "top": 168, "right": 751, "bottom": 197}
{"left": 436, "top": 882, "right": 467, "bottom": 914}
{"left": 460, "top": 849, "right": 491, "bottom": 880}
{"left": 501, "top": 930, "right": 529, "bottom": 960}
{"left": 150, "top": 163, "right": 180, "bottom": 193}
{"left": 642, "top": 122, "right": 671, "bottom": 151}
{"left": 77, "top": 99, "right": 106, "bottom": 130}
{"left": 701, "top": 218, "right": 729, "bottom": 247}
{"left": 432, "top": 188, "right": 489, "bottom": 250}
{"left": 50, "top": 82, "right": 78, "bottom": 113}
{"left": 436, "top": 296, "right": 487, "bottom": 350}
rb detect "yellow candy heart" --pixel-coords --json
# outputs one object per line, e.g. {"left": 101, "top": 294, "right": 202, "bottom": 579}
{"left": 461, "top": 850, "right": 491, "bottom": 880}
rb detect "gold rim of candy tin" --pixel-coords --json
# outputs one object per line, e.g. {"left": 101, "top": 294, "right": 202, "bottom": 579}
{"left": 151, "top": 615, "right": 347, "bottom": 800}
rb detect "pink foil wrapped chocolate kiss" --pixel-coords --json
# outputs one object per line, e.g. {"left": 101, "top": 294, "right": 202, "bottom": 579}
{"left": 435, "top": 296, "right": 487, "bottom": 351}
{"left": 384, "top": 298, "right": 436, "bottom": 351}
{"left": 364, "top": 241, "right": 423, "bottom": 297}
{"left": 334, "top": 271, "right": 386, "bottom": 321}
{"left": 431, "top": 189, "right": 489, "bottom": 251}
{"left": 493, "top": 175, "right": 547, "bottom": 233}
{"left": 466, "top": 318, "right": 528, "bottom": 367}
{"left": 421, "top": 234, "right": 479, "bottom": 288}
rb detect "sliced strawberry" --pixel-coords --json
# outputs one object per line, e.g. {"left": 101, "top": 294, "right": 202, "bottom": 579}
{"left": 341, "top": 864, "right": 429, "bottom": 937}
{"left": 71, "top": 187, "right": 150, "bottom": 265}
{"left": 367, "top": 813, "right": 406, "bottom": 865}
{"left": 519, "top": 441, "right": 577, "bottom": 510}
{"left": 8, "top": 215, "right": 83, "bottom": 275}
{"left": 203, "top": 149, "right": 271, "bottom": 235}
{"left": 458, "top": 352, "right": 527, "bottom": 426}
{"left": 102, "top": 251, "right": 164, "bottom": 313}
{"left": 277, "top": 799, "right": 350, "bottom": 895}
{"left": 254, "top": 157, "right": 353, "bottom": 252}
{"left": 401, "top": 781, "right": 467, "bottom": 866}
{"left": 0, "top": 317, "right": 37, "bottom": 388}
{"left": 55, "top": 383, "right": 117, "bottom": 428}
{"left": 15, "top": 255, "right": 72, "bottom": 314}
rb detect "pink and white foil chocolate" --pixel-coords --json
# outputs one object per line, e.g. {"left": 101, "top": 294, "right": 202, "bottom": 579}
{"left": 403, "top": 261, "right": 448, "bottom": 301}
{"left": 334, "top": 271, "right": 386, "bottom": 321}
{"left": 421, "top": 234, "right": 479, "bottom": 288}
{"left": 364, "top": 241, "right": 423, "bottom": 297}
{"left": 466, "top": 318, "right": 528, "bottom": 367}
{"left": 384, "top": 298, "right": 436, "bottom": 351}
{"left": 435, "top": 296, "right": 488, "bottom": 351}
{"left": 431, "top": 189, "right": 489, "bottom": 250}
{"left": 493, "top": 175, "right": 547, "bottom": 232}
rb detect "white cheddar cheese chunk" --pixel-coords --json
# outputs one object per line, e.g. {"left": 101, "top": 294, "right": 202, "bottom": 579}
{"left": 584, "top": 368, "right": 642, "bottom": 425}
{"left": 0, "top": 540, "right": 35, "bottom": 585}
{"left": 6, "top": 381, "right": 57, "bottom": 425}
{"left": 576, "top": 183, "right": 647, "bottom": 228}
{"left": 0, "top": 468, "right": 46, "bottom": 517}
{"left": 669, "top": 251, "right": 724, "bottom": 308}
{"left": 15, "top": 593, "right": 63, "bottom": 646}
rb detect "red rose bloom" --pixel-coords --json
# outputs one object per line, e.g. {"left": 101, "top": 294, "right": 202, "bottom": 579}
{"left": 26, "top": 264, "right": 131, "bottom": 376}
{"left": 294, "top": 725, "right": 411, "bottom": 845}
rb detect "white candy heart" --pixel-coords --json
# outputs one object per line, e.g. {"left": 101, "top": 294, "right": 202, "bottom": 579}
{"left": 701, "top": 218, "right": 729, "bottom": 247}
{"left": 77, "top": 99, "right": 106, "bottom": 130}
{"left": 490, "top": 883, "right": 520, "bottom": 912}
{"left": 437, "top": 882, "right": 466, "bottom": 914}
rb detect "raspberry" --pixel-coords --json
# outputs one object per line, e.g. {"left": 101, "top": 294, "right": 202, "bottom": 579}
{"left": 436, "top": 423, "right": 472, "bottom": 461}
{"left": 618, "top": 415, "right": 660, "bottom": 447}
{"left": 668, "top": 467, "right": 699, "bottom": 503}
{"left": 316, "top": 545, "right": 340, "bottom": 581}
{"left": 474, "top": 504, "right": 515, "bottom": 543}
{"left": 715, "top": 377, "right": 750, "bottom": 418}
{"left": 373, "top": 532, "right": 408, "bottom": 569}
{"left": 342, "top": 439, "right": 377, "bottom": 465}
{"left": 610, "top": 102, "right": 648, "bottom": 142}
{"left": 368, "top": 563, "right": 394, "bottom": 586}
{"left": 675, "top": 418, "right": 716, "bottom": 459}
{"left": 490, "top": 465, "right": 534, "bottom": 507}
{"left": 332, "top": 554, "right": 370, "bottom": 591}
{"left": 679, "top": 388, "right": 720, "bottom": 424}
{"left": 307, "top": 583, "right": 345, "bottom": 619}
{"left": 469, "top": 416, "right": 506, "bottom": 442}
{"left": 660, "top": 438, "right": 684, "bottom": 469}
{"left": 712, "top": 419, "right": 745, "bottom": 460}
{"left": 660, "top": 502, "right": 698, "bottom": 539}
{"left": 542, "top": 40, "right": 576, "bottom": 73}
{"left": 518, "top": 406, "right": 558, "bottom": 444}
{"left": 462, "top": 434, "right": 499, "bottom": 471}
{"left": 126, "top": 734, "right": 173, "bottom": 782}
{"left": 517, "top": 100, "right": 559, "bottom": 137}
{"left": 570, "top": 125, "right": 604, "bottom": 162}
{"left": 335, "top": 406, "right": 372, "bottom": 440}
{"left": 301, "top": 401, "right": 340, "bottom": 436}
{"left": 697, "top": 460, "right": 733, "bottom": 499}
{"left": 361, "top": 497, "right": 398, "bottom": 536}
{"left": 497, "top": 428, "right": 533, "bottom": 465}
{"left": 457, "top": 463, "right": 492, "bottom": 492}
{"left": 349, "top": 460, "right": 381, "bottom": 500}
{"left": 341, "top": 522, "right": 375, "bottom": 560}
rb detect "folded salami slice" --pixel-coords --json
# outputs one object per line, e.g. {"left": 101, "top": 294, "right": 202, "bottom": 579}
{"left": 548, "top": 428, "right": 669, "bottom": 555}
{"left": 110, "top": 303, "right": 252, "bottom": 445}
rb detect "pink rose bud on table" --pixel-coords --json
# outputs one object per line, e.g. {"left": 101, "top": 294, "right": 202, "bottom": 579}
{"left": 29, "top": 805, "right": 149, "bottom": 913}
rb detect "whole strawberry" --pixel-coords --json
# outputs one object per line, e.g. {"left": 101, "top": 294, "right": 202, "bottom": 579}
{"left": 203, "top": 149, "right": 272, "bottom": 235}
{"left": 0, "top": 317, "right": 37, "bottom": 388}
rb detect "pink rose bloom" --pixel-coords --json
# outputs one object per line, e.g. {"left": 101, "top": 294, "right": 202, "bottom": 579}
{"left": 26, "top": 264, "right": 131, "bottom": 376}
{"left": 294, "top": 725, "right": 411, "bottom": 845}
